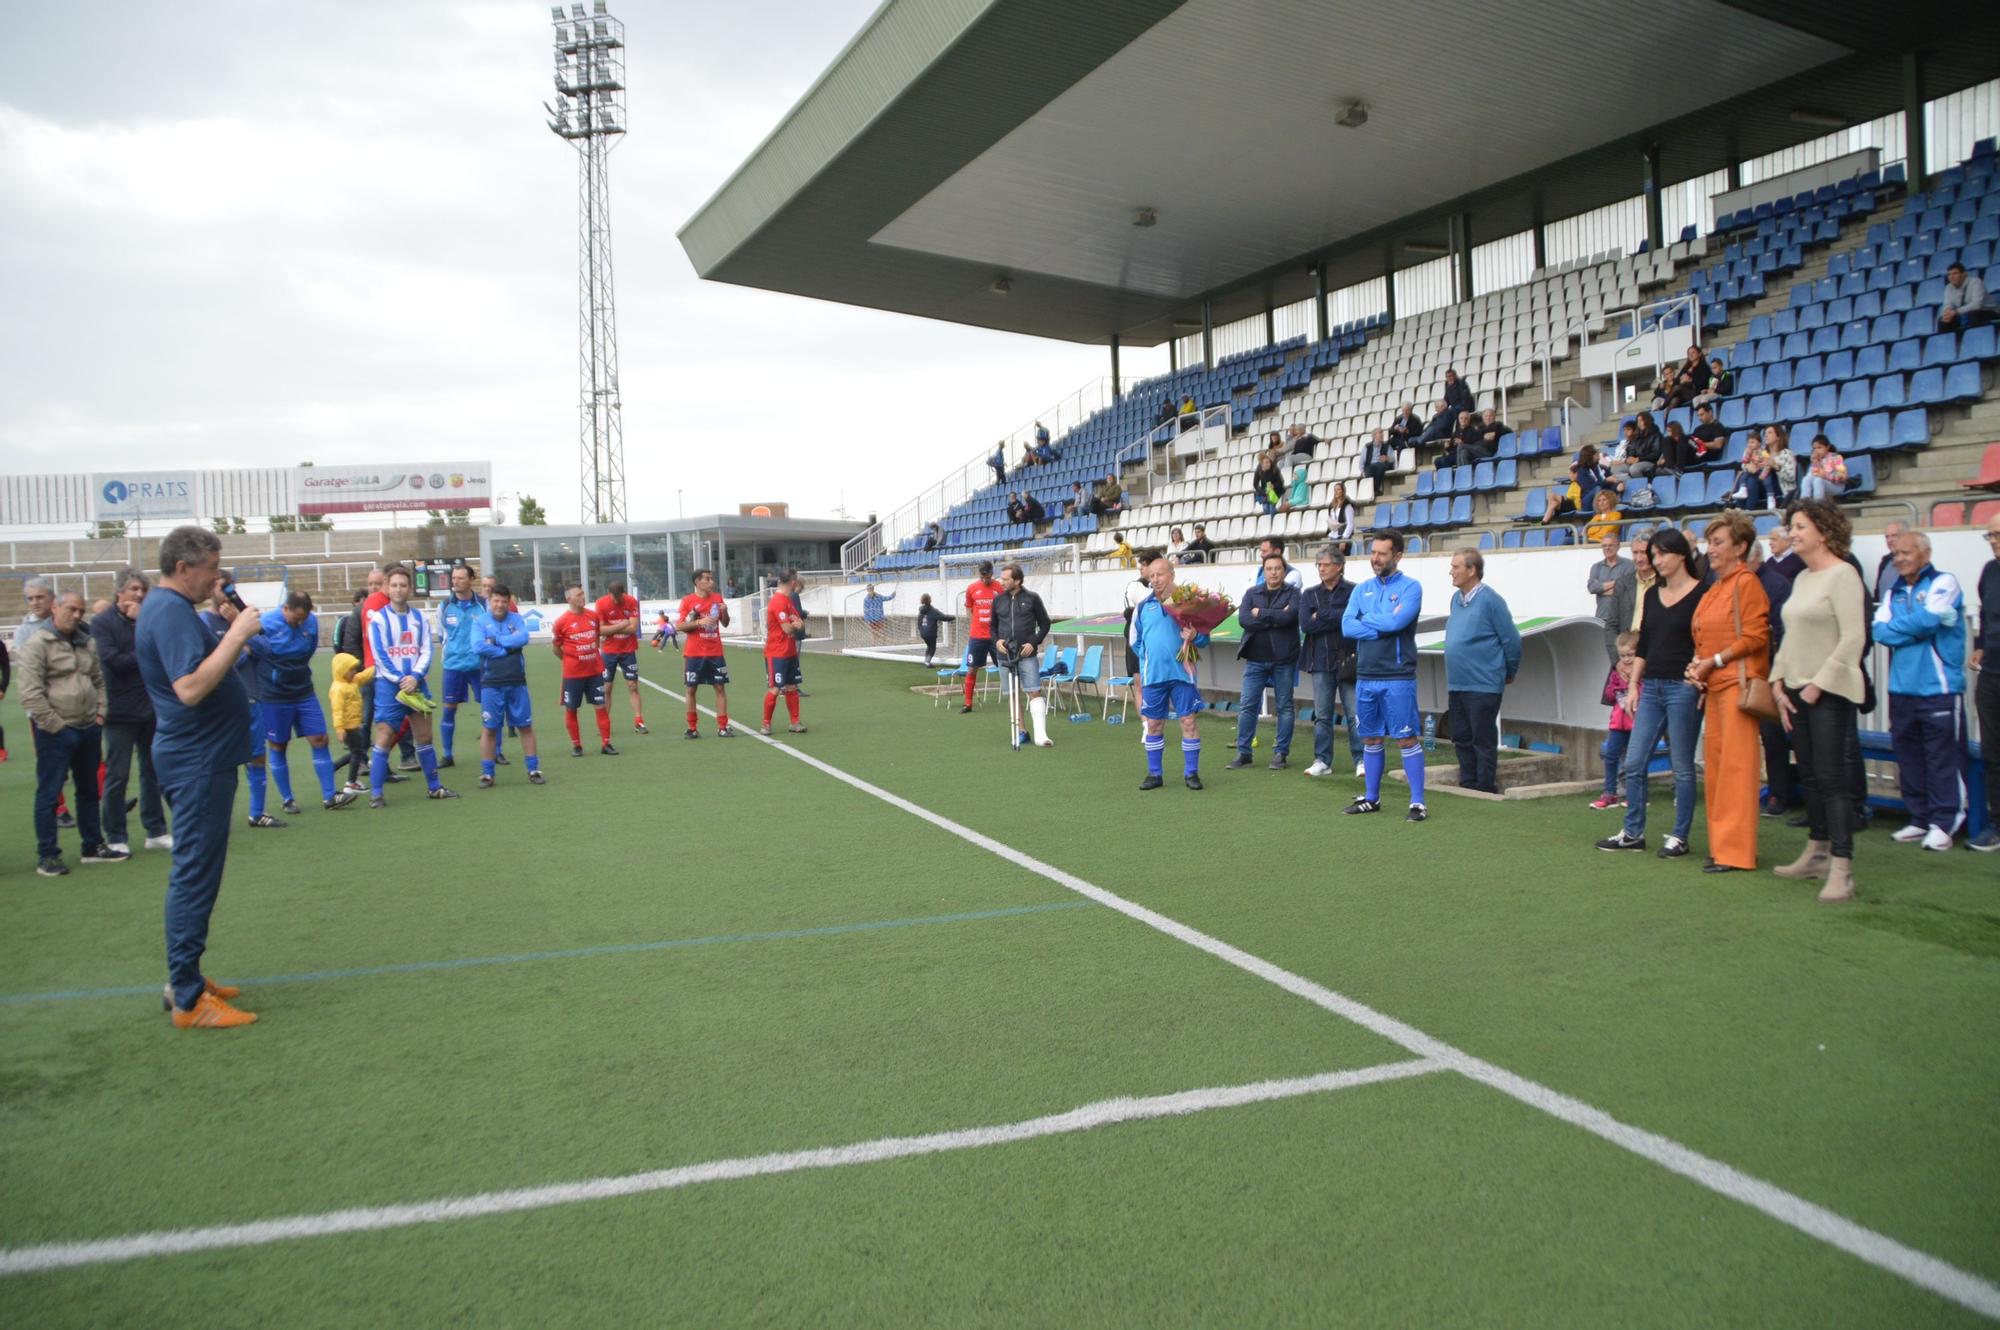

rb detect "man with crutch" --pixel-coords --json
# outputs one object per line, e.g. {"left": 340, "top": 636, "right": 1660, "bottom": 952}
{"left": 990, "top": 562, "right": 1053, "bottom": 749}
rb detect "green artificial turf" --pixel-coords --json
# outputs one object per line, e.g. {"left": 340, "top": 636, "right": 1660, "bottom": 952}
{"left": 1, "top": 645, "right": 1996, "bottom": 1326}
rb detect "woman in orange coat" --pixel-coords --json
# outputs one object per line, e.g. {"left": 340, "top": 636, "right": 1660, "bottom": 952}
{"left": 1687, "top": 511, "right": 1772, "bottom": 872}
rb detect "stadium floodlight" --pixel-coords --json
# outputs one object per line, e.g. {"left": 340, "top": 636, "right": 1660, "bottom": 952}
{"left": 1403, "top": 239, "right": 1449, "bottom": 256}
{"left": 1132, "top": 207, "right": 1158, "bottom": 228}
{"left": 1788, "top": 108, "right": 1847, "bottom": 130}
{"left": 1334, "top": 101, "right": 1368, "bottom": 130}
{"left": 549, "top": 0, "right": 628, "bottom": 524}
{"left": 990, "top": 275, "right": 1012, "bottom": 295}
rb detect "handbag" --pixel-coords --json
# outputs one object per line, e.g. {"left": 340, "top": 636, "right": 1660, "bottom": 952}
{"left": 1728, "top": 574, "right": 1781, "bottom": 722}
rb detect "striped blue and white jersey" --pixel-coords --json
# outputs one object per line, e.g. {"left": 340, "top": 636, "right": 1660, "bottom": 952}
{"left": 367, "top": 603, "right": 433, "bottom": 685}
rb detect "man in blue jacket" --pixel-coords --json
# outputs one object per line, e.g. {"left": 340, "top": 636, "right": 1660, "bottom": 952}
{"left": 1130, "top": 553, "right": 1207, "bottom": 791}
{"left": 1443, "top": 548, "right": 1521, "bottom": 794}
{"left": 1342, "top": 530, "right": 1427, "bottom": 820}
{"left": 436, "top": 563, "right": 486, "bottom": 768}
{"left": 1230, "top": 553, "right": 1300, "bottom": 769}
{"left": 250, "top": 591, "right": 356, "bottom": 812}
{"left": 475, "top": 583, "right": 545, "bottom": 788}
{"left": 1875, "top": 531, "right": 1967, "bottom": 850}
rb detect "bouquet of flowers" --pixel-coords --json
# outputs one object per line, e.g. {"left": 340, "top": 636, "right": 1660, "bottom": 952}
{"left": 1162, "top": 583, "right": 1234, "bottom": 665}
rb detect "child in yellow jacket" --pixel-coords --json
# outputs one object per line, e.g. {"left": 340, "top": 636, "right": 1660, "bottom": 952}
{"left": 329, "top": 652, "right": 374, "bottom": 791}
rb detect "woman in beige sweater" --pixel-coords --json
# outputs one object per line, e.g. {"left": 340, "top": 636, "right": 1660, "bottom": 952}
{"left": 1771, "top": 499, "right": 1869, "bottom": 901}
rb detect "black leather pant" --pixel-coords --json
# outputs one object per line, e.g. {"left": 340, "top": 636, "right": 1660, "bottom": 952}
{"left": 1787, "top": 685, "right": 1859, "bottom": 859}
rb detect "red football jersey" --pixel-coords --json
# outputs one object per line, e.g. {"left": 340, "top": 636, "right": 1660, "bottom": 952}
{"left": 963, "top": 579, "right": 1001, "bottom": 639}
{"left": 552, "top": 609, "right": 604, "bottom": 678}
{"left": 677, "top": 592, "right": 727, "bottom": 658}
{"left": 764, "top": 591, "right": 801, "bottom": 659}
{"left": 595, "top": 593, "right": 640, "bottom": 655}
{"left": 361, "top": 589, "right": 390, "bottom": 667}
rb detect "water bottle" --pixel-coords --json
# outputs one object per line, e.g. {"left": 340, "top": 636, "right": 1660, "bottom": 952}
{"left": 1422, "top": 713, "right": 1438, "bottom": 754}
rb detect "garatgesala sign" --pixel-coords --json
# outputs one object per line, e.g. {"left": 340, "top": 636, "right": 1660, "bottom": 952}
{"left": 297, "top": 464, "right": 492, "bottom": 514}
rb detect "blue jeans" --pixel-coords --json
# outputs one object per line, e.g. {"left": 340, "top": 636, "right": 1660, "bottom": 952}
{"left": 162, "top": 765, "right": 240, "bottom": 1011}
{"left": 1601, "top": 729, "right": 1631, "bottom": 797}
{"left": 1621, "top": 680, "right": 1701, "bottom": 843}
{"left": 1310, "top": 670, "right": 1362, "bottom": 767}
{"left": 1235, "top": 660, "right": 1296, "bottom": 757}
{"left": 34, "top": 723, "right": 103, "bottom": 860}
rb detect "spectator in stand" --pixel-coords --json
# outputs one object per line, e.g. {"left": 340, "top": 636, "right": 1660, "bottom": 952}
{"left": 1166, "top": 526, "right": 1188, "bottom": 561}
{"left": 1798, "top": 434, "right": 1849, "bottom": 502}
{"left": 1542, "top": 445, "right": 1614, "bottom": 523}
{"left": 1092, "top": 473, "right": 1126, "bottom": 517}
{"left": 1686, "top": 402, "right": 1728, "bottom": 468}
{"left": 1585, "top": 489, "right": 1624, "bottom": 543}
{"left": 1763, "top": 424, "right": 1798, "bottom": 505}
{"left": 1033, "top": 438, "right": 1059, "bottom": 465}
{"left": 1280, "top": 460, "right": 1311, "bottom": 513}
{"left": 1110, "top": 534, "right": 1137, "bottom": 569}
{"left": 1690, "top": 355, "right": 1733, "bottom": 410}
{"left": 1069, "top": 481, "right": 1090, "bottom": 518}
{"left": 1442, "top": 368, "right": 1473, "bottom": 420}
{"left": 20, "top": 590, "right": 114, "bottom": 875}
{"left": 1252, "top": 450, "right": 1284, "bottom": 515}
{"left": 1286, "top": 424, "right": 1319, "bottom": 462}
{"left": 1179, "top": 394, "right": 1196, "bottom": 418}
{"left": 1443, "top": 547, "right": 1521, "bottom": 795}
{"left": 1416, "top": 399, "right": 1457, "bottom": 447}
{"left": 1005, "top": 492, "right": 1027, "bottom": 524}
{"left": 1362, "top": 429, "right": 1396, "bottom": 487}
{"left": 1468, "top": 408, "right": 1508, "bottom": 463}
{"left": 1034, "top": 420, "right": 1051, "bottom": 448}
{"left": 1655, "top": 344, "right": 1711, "bottom": 411}
{"left": 1620, "top": 411, "right": 1667, "bottom": 480}
{"left": 1876, "top": 530, "right": 1968, "bottom": 851}
{"left": 1251, "top": 537, "right": 1304, "bottom": 591}
{"left": 1018, "top": 443, "right": 1038, "bottom": 473}
{"left": 1598, "top": 526, "right": 1707, "bottom": 859}
{"left": 1756, "top": 528, "right": 1804, "bottom": 819}
{"left": 1938, "top": 262, "right": 1996, "bottom": 330}
{"left": 1873, "top": 519, "right": 1908, "bottom": 605}
{"left": 1180, "top": 524, "right": 1215, "bottom": 564}
{"left": 1021, "top": 492, "right": 1045, "bottom": 523}
{"left": 1660, "top": 421, "right": 1694, "bottom": 474}
{"left": 989, "top": 441, "right": 1006, "bottom": 487}
{"left": 1230, "top": 553, "right": 1301, "bottom": 770}
{"left": 1587, "top": 532, "right": 1635, "bottom": 667}
{"left": 1325, "top": 482, "right": 1357, "bottom": 557}
{"left": 1387, "top": 403, "right": 1423, "bottom": 450}
{"left": 1435, "top": 411, "right": 1477, "bottom": 469}
{"left": 915, "top": 594, "right": 952, "bottom": 669}
{"left": 1972, "top": 514, "right": 2000, "bottom": 852}
{"left": 1729, "top": 425, "right": 1794, "bottom": 510}
{"left": 1301, "top": 545, "right": 1359, "bottom": 779}
{"left": 1592, "top": 632, "right": 1640, "bottom": 811}
{"left": 91, "top": 569, "right": 170, "bottom": 855}
{"left": 1688, "top": 511, "right": 1773, "bottom": 873}
{"left": 1771, "top": 500, "right": 1870, "bottom": 900}
{"left": 923, "top": 522, "right": 943, "bottom": 551}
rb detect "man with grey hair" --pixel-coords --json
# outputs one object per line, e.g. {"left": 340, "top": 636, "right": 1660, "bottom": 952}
{"left": 20, "top": 589, "right": 115, "bottom": 874}
{"left": 1877, "top": 529, "right": 1969, "bottom": 852}
{"left": 92, "top": 568, "right": 171, "bottom": 854}
{"left": 136, "top": 525, "right": 265, "bottom": 1028}
{"left": 14, "top": 576, "right": 53, "bottom": 649}
{"left": 1443, "top": 547, "right": 1521, "bottom": 794}
{"left": 1873, "top": 519, "right": 1908, "bottom": 605}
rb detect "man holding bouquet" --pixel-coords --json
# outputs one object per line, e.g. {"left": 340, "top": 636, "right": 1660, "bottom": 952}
{"left": 1130, "top": 553, "right": 1227, "bottom": 791}
{"left": 1342, "top": 530, "right": 1428, "bottom": 822}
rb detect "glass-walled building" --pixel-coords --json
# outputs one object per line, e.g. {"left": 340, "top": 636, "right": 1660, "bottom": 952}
{"left": 479, "top": 515, "right": 866, "bottom": 605}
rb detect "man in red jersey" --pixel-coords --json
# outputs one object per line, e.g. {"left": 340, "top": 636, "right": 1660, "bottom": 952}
{"left": 761, "top": 568, "right": 807, "bottom": 736}
{"left": 550, "top": 584, "right": 617, "bottom": 758}
{"left": 593, "top": 580, "right": 647, "bottom": 734}
{"left": 676, "top": 568, "right": 732, "bottom": 738}
{"left": 960, "top": 559, "right": 1002, "bottom": 713}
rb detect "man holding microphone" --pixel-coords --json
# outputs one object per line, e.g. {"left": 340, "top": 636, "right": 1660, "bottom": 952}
{"left": 135, "top": 527, "right": 264, "bottom": 1029}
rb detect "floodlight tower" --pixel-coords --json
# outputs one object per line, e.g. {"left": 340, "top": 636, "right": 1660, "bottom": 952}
{"left": 548, "top": 1, "right": 627, "bottom": 523}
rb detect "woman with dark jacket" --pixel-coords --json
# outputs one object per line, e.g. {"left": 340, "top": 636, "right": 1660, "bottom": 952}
{"left": 915, "top": 594, "right": 953, "bottom": 668}
{"left": 1659, "top": 344, "right": 1711, "bottom": 409}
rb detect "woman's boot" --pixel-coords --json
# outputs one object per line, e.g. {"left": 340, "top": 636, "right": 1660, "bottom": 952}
{"left": 1773, "top": 839, "right": 1830, "bottom": 879}
{"left": 1817, "top": 857, "right": 1855, "bottom": 903}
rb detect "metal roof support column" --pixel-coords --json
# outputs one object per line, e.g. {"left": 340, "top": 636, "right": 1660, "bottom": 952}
{"left": 1725, "top": 123, "right": 1741, "bottom": 189}
{"left": 1642, "top": 142, "right": 1664, "bottom": 253}
{"left": 1169, "top": 337, "right": 1179, "bottom": 373}
{"left": 1264, "top": 303, "right": 1276, "bottom": 347}
{"left": 1902, "top": 50, "right": 1927, "bottom": 193}
{"left": 1453, "top": 212, "right": 1472, "bottom": 302}
{"left": 1384, "top": 243, "right": 1398, "bottom": 325}
{"left": 1200, "top": 300, "right": 1214, "bottom": 370}
{"left": 1314, "top": 261, "right": 1329, "bottom": 342}
{"left": 1110, "top": 335, "right": 1122, "bottom": 401}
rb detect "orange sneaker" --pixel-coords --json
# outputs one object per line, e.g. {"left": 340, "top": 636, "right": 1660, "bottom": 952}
{"left": 160, "top": 976, "right": 242, "bottom": 1009}
{"left": 168, "top": 991, "right": 258, "bottom": 1029}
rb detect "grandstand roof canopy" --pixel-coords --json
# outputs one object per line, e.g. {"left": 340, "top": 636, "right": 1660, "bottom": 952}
{"left": 679, "top": 0, "right": 2000, "bottom": 348}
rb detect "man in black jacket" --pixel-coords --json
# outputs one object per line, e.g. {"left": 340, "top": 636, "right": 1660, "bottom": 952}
{"left": 1436, "top": 411, "right": 1478, "bottom": 468}
{"left": 1973, "top": 513, "right": 2000, "bottom": 851}
{"left": 1362, "top": 429, "right": 1396, "bottom": 487}
{"left": 1416, "top": 399, "right": 1457, "bottom": 447}
{"left": 991, "top": 563, "right": 1054, "bottom": 747}
{"left": 1387, "top": 404, "right": 1423, "bottom": 450}
{"left": 1442, "top": 368, "right": 1474, "bottom": 419}
{"left": 1020, "top": 492, "right": 1046, "bottom": 524}
{"left": 1230, "top": 553, "right": 1301, "bottom": 770}
{"left": 90, "top": 568, "right": 170, "bottom": 854}
{"left": 1300, "top": 546, "right": 1359, "bottom": 778}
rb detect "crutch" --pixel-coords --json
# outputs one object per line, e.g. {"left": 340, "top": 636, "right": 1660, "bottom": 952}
{"left": 1005, "top": 659, "right": 1025, "bottom": 751}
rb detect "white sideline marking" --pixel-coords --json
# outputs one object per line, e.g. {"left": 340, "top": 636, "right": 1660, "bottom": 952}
{"left": 0, "top": 1061, "right": 1441, "bottom": 1274}
{"left": 641, "top": 677, "right": 2000, "bottom": 1321}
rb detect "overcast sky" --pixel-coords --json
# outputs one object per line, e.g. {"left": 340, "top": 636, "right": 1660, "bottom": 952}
{"left": 0, "top": 0, "right": 1167, "bottom": 531}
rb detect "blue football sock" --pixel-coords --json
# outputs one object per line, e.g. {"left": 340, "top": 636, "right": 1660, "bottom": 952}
{"left": 1401, "top": 744, "right": 1427, "bottom": 806}
{"left": 310, "top": 745, "right": 337, "bottom": 800}
{"left": 523, "top": 753, "right": 540, "bottom": 774}
{"left": 247, "top": 763, "right": 267, "bottom": 819}
{"left": 481, "top": 758, "right": 496, "bottom": 779}
{"left": 370, "top": 746, "right": 389, "bottom": 797}
{"left": 417, "top": 743, "right": 441, "bottom": 791}
{"left": 440, "top": 709, "right": 456, "bottom": 760}
{"left": 1182, "top": 737, "right": 1201, "bottom": 777}
{"left": 1363, "top": 744, "right": 1385, "bottom": 802}
{"left": 1144, "top": 733, "right": 1165, "bottom": 777}
{"left": 267, "top": 749, "right": 293, "bottom": 804}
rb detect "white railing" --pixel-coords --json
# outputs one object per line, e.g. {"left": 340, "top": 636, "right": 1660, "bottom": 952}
{"left": 1604, "top": 291, "right": 1703, "bottom": 407}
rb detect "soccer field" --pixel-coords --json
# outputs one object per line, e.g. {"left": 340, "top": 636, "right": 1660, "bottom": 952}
{"left": 3, "top": 645, "right": 1998, "bottom": 1326}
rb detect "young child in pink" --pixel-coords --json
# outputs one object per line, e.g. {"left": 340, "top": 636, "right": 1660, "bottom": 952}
{"left": 1592, "top": 631, "right": 1639, "bottom": 810}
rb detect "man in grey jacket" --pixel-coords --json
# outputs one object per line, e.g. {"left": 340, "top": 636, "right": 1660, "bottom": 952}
{"left": 18, "top": 590, "right": 118, "bottom": 874}
{"left": 1586, "top": 532, "right": 1635, "bottom": 669}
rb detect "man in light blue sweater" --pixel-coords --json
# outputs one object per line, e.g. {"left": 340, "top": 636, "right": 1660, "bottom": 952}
{"left": 1443, "top": 547, "right": 1521, "bottom": 794}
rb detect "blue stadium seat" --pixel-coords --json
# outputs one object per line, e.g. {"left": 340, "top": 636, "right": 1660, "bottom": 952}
{"left": 1494, "top": 458, "right": 1517, "bottom": 489}
{"left": 1776, "top": 388, "right": 1806, "bottom": 421}
{"left": 1845, "top": 455, "right": 1878, "bottom": 495}
{"left": 1473, "top": 460, "right": 1496, "bottom": 491}
{"left": 1796, "top": 304, "right": 1825, "bottom": 332}
{"left": 1882, "top": 283, "right": 1914, "bottom": 313}
{"left": 1765, "top": 361, "right": 1794, "bottom": 392}
{"left": 1822, "top": 417, "right": 1855, "bottom": 452}
{"left": 1854, "top": 412, "right": 1890, "bottom": 452}
{"left": 1501, "top": 528, "right": 1523, "bottom": 549}
{"left": 1963, "top": 324, "right": 1998, "bottom": 360}
{"left": 1519, "top": 487, "right": 1544, "bottom": 521}
{"left": 1705, "top": 471, "right": 1736, "bottom": 507}
{"left": 1736, "top": 365, "right": 1766, "bottom": 396}
{"left": 1523, "top": 528, "right": 1547, "bottom": 549}
{"left": 1805, "top": 384, "right": 1837, "bottom": 419}
{"left": 1389, "top": 500, "right": 1409, "bottom": 528}
{"left": 1540, "top": 426, "right": 1563, "bottom": 454}
{"left": 1749, "top": 314, "right": 1773, "bottom": 340}
{"left": 1853, "top": 290, "right": 1883, "bottom": 319}
{"left": 1771, "top": 309, "right": 1798, "bottom": 336}
{"left": 1450, "top": 495, "right": 1472, "bottom": 527}
{"left": 1497, "top": 434, "right": 1519, "bottom": 460}
{"left": 1922, "top": 332, "right": 1960, "bottom": 367}
{"left": 1835, "top": 379, "right": 1871, "bottom": 415}
{"left": 1747, "top": 393, "right": 1778, "bottom": 425}
{"left": 1887, "top": 338, "right": 1922, "bottom": 373}
{"left": 1891, "top": 408, "right": 1929, "bottom": 449}
{"left": 1415, "top": 470, "right": 1435, "bottom": 497}
{"left": 1477, "top": 531, "right": 1496, "bottom": 551}
{"left": 1792, "top": 354, "right": 1824, "bottom": 387}
{"left": 1907, "top": 367, "right": 1947, "bottom": 405}
{"left": 1870, "top": 375, "right": 1906, "bottom": 411}
{"left": 1546, "top": 526, "right": 1575, "bottom": 547}
{"left": 1451, "top": 465, "right": 1473, "bottom": 494}
{"left": 1720, "top": 397, "right": 1748, "bottom": 430}
{"left": 1850, "top": 345, "right": 1884, "bottom": 377}
{"left": 1652, "top": 474, "right": 1679, "bottom": 509}
{"left": 1781, "top": 331, "right": 1810, "bottom": 360}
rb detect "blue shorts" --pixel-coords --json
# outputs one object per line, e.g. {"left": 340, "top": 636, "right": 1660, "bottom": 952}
{"left": 767, "top": 655, "right": 801, "bottom": 689}
{"left": 602, "top": 651, "right": 639, "bottom": 682}
{"left": 1140, "top": 678, "right": 1206, "bottom": 720}
{"left": 480, "top": 684, "right": 533, "bottom": 730}
{"left": 966, "top": 638, "right": 996, "bottom": 670}
{"left": 1355, "top": 678, "right": 1420, "bottom": 740}
{"left": 684, "top": 657, "right": 730, "bottom": 687}
{"left": 442, "top": 667, "right": 481, "bottom": 705}
{"left": 261, "top": 696, "right": 328, "bottom": 745}
{"left": 562, "top": 676, "right": 607, "bottom": 710}
{"left": 372, "top": 679, "right": 431, "bottom": 731}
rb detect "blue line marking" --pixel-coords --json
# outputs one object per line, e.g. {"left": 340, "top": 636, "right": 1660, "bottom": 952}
{"left": 0, "top": 901, "right": 1093, "bottom": 1007}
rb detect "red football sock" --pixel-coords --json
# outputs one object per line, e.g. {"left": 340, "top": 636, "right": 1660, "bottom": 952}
{"left": 785, "top": 692, "right": 800, "bottom": 724}
{"left": 717, "top": 711, "right": 729, "bottom": 732}
{"left": 763, "top": 691, "right": 777, "bottom": 726}
{"left": 963, "top": 672, "right": 976, "bottom": 705}
{"left": 686, "top": 706, "right": 698, "bottom": 730}
{"left": 564, "top": 711, "right": 581, "bottom": 745}
{"left": 595, "top": 708, "right": 612, "bottom": 743}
